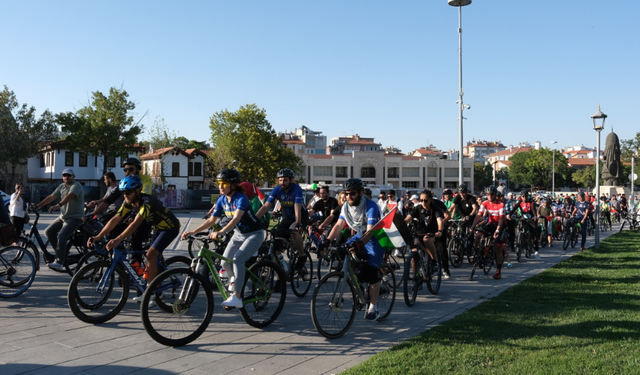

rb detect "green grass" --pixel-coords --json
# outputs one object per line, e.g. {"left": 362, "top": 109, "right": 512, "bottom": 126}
{"left": 342, "top": 232, "right": 640, "bottom": 375}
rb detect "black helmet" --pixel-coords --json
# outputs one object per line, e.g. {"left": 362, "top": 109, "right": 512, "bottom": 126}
{"left": 485, "top": 185, "right": 497, "bottom": 196}
{"left": 457, "top": 184, "right": 468, "bottom": 193}
{"left": 443, "top": 189, "right": 453, "bottom": 196}
{"left": 520, "top": 189, "right": 529, "bottom": 196}
{"left": 124, "top": 157, "right": 142, "bottom": 169}
{"left": 497, "top": 191, "right": 504, "bottom": 199}
{"left": 343, "top": 178, "right": 364, "bottom": 192}
{"left": 216, "top": 169, "right": 242, "bottom": 183}
{"left": 276, "top": 168, "right": 295, "bottom": 179}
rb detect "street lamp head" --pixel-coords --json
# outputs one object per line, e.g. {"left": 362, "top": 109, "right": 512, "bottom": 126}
{"left": 448, "top": 0, "right": 472, "bottom": 6}
{"left": 591, "top": 104, "right": 607, "bottom": 131}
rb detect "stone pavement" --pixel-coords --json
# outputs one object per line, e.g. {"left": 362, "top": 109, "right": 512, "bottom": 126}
{"left": 0, "top": 212, "right": 616, "bottom": 375}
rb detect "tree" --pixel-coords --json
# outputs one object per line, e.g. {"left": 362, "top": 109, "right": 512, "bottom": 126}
{"left": 209, "top": 104, "right": 303, "bottom": 183}
{"left": 0, "top": 86, "right": 58, "bottom": 190}
{"left": 143, "top": 117, "right": 177, "bottom": 151}
{"left": 509, "top": 148, "right": 569, "bottom": 189}
{"left": 621, "top": 131, "right": 640, "bottom": 187}
{"left": 56, "top": 87, "right": 144, "bottom": 174}
{"left": 473, "top": 163, "right": 493, "bottom": 192}
{"left": 571, "top": 166, "right": 599, "bottom": 188}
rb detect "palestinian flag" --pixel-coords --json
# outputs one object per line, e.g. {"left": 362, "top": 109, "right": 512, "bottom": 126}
{"left": 254, "top": 183, "right": 266, "bottom": 204}
{"left": 369, "top": 207, "right": 412, "bottom": 249}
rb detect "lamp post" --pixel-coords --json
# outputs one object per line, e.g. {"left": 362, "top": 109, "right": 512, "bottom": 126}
{"left": 551, "top": 141, "right": 557, "bottom": 195}
{"left": 591, "top": 105, "right": 607, "bottom": 250}
{"left": 448, "top": 0, "right": 472, "bottom": 186}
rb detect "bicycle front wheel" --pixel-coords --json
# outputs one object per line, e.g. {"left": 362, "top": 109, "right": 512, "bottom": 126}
{"left": 570, "top": 228, "right": 578, "bottom": 248}
{"left": 67, "top": 260, "right": 129, "bottom": 324}
{"left": 74, "top": 250, "right": 109, "bottom": 274}
{"left": 141, "top": 268, "right": 214, "bottom": 347}
{"left": 311, "top": 271, "right": 356, "bottom": 339}
{"left": 376, "top": 264, "right": 396, "bottom": 321}
{"left": 0, "top": 246, "right": 37, "bottom": 298}
{"left": 239, "top": 260, "right": 287, "bottom": 328}
{"left": 187, "top": 232, "right": 210, "bottom": 258}
{"left": 291, "top": 251, "right": 313, "bottom": 298}
{"left": 426, "top": 248, "right": 442, "bottom": 295}
{"left": 403, "top": 252, "right": 421, "bottom": 307}
{"left": 448, "top": 238, "right": 463, "bottom": 268}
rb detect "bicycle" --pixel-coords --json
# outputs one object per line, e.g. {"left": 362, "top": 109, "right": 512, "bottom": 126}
{"left": 261, "top": 228, "right": 313, "bottom": 298}
{"left": 447, "top": 219, "right": 468, "bottom": 268}
{"left": 469, "top": 228, "right": 496, "bottom": 281}
{"left": 67, "top": 242, "right": 191, "bottom": 324}
{"left": 0, "top": 245, "right": 37, "bottom": 298}
{"left": 514, "top": 218, "right": 534, "bottom": 262}
{"left": 140, "top": 234, "right": 286, "bottom": 346}
{"left": 599, "top": 212, "right": 612, "bottom": 232}
{"left": 619, "top": 212, "right": 639, "bottom": 233}
{"left": 562, "top": 221, "right": 580, "bottom": 250}
{"left": 310, "top": 245, "right": 396, "bottom": 339}
{"left": 403, "top": 238, "right": 442, "bottom": 306}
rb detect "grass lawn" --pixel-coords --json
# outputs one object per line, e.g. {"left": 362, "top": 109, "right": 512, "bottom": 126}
{"left": 342, "top": 232, "right": 640, "bottom": 375}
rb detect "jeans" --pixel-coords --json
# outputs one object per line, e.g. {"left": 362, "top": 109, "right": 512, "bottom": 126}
{"left": 44, "top": 217, "right": 83, "bottom": 264}
{"left": 222, "top": 230, "right": 264, "bottom": 291}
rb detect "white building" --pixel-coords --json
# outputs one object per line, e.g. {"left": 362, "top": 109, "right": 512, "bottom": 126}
{"left": 140, "top": 147, "right": 206, "bottom": 190}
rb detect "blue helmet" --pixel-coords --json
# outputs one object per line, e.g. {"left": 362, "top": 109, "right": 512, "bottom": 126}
{"left": 119, "top": 175, "right": 143, "bottom": 191}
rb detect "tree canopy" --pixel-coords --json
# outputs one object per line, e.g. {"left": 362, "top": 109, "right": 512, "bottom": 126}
{"left": 508, "top": 148, "right": 570, "bottom": 189}
{"left": 56, "top": 87, "right": 144, "bottom": 174}
{"left": 209, "top": 104, "right": 303, "bottom": 184}
{"left": 0, "top": 86, "right": 58, "bottom": 190}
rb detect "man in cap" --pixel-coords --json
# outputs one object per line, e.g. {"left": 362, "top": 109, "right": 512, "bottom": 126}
{"left": 36, "top": 168, "right": 85, "bottom": 271}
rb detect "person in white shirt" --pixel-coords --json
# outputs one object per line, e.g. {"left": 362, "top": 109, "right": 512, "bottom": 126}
{"left": 9, "top": 183, "right": 27, "bottom": 238}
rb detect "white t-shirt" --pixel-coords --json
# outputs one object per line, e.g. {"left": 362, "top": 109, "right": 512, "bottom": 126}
{"left": 9, "top": 192, "right": 26, "bottom": 218}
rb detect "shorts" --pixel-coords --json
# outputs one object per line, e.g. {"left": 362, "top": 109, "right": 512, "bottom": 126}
{"left": 357, "top": 263, "right": 381, "bottom": 284}
{"left": 149, "top": 228, "right": 179, "bottom": 253}
{"left": 480, "top": 222, "right": 506, "bottom": 244}
{"left": 275, "top": 210, "right": 309, "bottom": 237}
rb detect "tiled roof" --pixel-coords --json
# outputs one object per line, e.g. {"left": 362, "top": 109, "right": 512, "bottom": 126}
{"left": 486, "top": 147, "right": 533, "bottom": 158}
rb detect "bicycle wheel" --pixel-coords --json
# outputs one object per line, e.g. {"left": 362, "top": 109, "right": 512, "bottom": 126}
{"left": 515, "top": 231, "right": 524, "bottom": 262}
{"left": 239, "top": 260, "right": 287, "bottom": 328}
{"left": 619, "top": 220, "right": 626, "bottom": 233}
{"left": 74, "top": 250, "right": 109, "bottom": 274}
{"left": 290, "top": 250, "right": 313, "bottom": 298}
{"left": 562, "top": 229, "right": 571, "bottom": 250}
{"left": 141, "top": 268, "right": 214, "bottom": 347}
{"left": 483, "top": 248, "right": 495, "bottom": 275}
{"left": 317, "top": 250, "right": 341, "bottom": 281}
{"left": 64, "top": 240, "right": 89, "bottom": 276}
{"left": 376, "top": 264, "right": 396, "bottom": 322}
{"left": 403, "top": 252, "right": 421, "bottom": 307}
{"left": 0, "top": 246, "right": 37, "bottom": 298}
{"left": 448, "top": 237, "right": 463, "bottom": 268}
{"left": 67, "top": 260, "right": 129, "bottom": 324}
{"left": 469, "top": 248, "right": 480, "bottom": 281}
{"left": 187, "top": 232, "right": 210, "bottom": 258}
{"left": 426, "top": 250, "right": 442, "bottom": 295}
{"left": 311, "top": 271, "right": 357, "bottom": 339}
{"left": 386, "top": 249, "right": 405, "bottom": 289}
{"left": 570, "top": 228, "right": 578, "bottom": 248}
{"left": 15, "top": 237, "right": 40, "bottom": 270}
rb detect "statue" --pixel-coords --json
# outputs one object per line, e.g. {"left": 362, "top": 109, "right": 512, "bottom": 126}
{"left": 602, "top": 130, "right": 622, "bottom": 186}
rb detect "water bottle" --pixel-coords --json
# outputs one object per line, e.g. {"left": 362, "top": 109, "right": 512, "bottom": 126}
{"left": 130, "top": 259, "right": 144, "bottom": 276}
{"left": 278, "top": 254, "right": 288, "bottom": 273}
{"left": 219, "top": 268, "right": 227, "bottom": 278}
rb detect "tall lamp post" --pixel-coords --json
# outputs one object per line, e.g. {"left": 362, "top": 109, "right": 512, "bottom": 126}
{"left": 591, "top": 105, "right": 607, "bottom": 250}
{"left": 551, "top": 140, "right": 557, "bottom": 195}
{"left": 448, "top": 0, "right": 472, "bottom": 186}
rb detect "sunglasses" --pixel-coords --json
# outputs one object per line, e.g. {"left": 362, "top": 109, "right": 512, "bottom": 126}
{"left": 122, "top": 189, "right": 136, "bottom": 196}
{"left": 123, "top": 167, "right": 136, "bottom": 173}
{"left": 217, "top": 180, "right": 231, "bottom": 188}
{"left": 62, "top": 174, "right": 71, "bottom": 177}
{"left": 420, "top": 199, "right": 430, "bottom": 202}
{"left": 345, "top": 191, "right": 359, "bottom": 197}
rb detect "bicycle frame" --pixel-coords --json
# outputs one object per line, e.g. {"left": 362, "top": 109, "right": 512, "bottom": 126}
{"left": 327, "top": 251, "right": 367, "bottom": 311}
{"left": 94, "top": 244, "right": 148, "bottom": 294}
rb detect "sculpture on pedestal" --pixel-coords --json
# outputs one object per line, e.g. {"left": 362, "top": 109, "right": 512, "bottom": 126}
{"left": 602, "top": 130, "right": 622, "bottom": 186}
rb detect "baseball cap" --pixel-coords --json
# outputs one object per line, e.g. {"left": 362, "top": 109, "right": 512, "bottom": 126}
{"left": 410, "top": 194, "right": 419, "bottom": 201}
{"left": 62, "top": 168, "right": 75, "bottom": 176}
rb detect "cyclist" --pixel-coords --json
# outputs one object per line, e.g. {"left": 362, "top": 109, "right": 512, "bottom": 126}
{"left": 449, "top": 184, "right": 479, "bottom": 236}
{"left": 256, "top": 168, "right": 309, "bottom": 272}
{"left": 309, "top": 186, "right": 339, "bottom": 225}
{"left": 182, "top": 169, "right": 264, "bottom": 308}
{"left": 471, "top": 186, "right": 506, "bottom": 279}
{"left": 323, "top": 178, "right": 385, "bottom": 321}
{"left": 88, "top": 175, "right": 180, "bottom": 286}
{"left": 509, "top": 190, "right": 540, "bottom": 256}
{"left": 37, "top": 168, "right": 85, "bottom": 271}
{"left": 537, "top": 198, "right": 554, "bottom": 248}
{"left": 404, "top": 189, "right": 444, "bottom": 276}
{"left": 600, "top": 196, "right": 612, "bottom": 229}
{"left": 566, "top": 192, "right": 591, "bottom": 250}
{"left": 503, "top": 192, "right": 517, "bottom": 252}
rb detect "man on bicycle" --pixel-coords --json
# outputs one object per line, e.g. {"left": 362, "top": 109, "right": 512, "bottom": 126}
{"left": 324, "top": 178, "right": 385, "bottom": 321}
{"left": 37, "top": 168, "right": 85, "bottom": 271}
{"left": 89, "top": 175, "right": 180, "bottom": 286}
{"left": 309, "top": 186, "right": 338, "bottom": 225}
{"left": 256, "top": 168, "right": 308, "bottom": 272}
{"left": 471, "top": 186, "right": 506, "bottom": 279}
{"left": 449, "top": 184, "right": 478, "bottom": 231}
{"left": 566, "top": 192, "right": 590, "bottom": 250}
{"left": 509, "top": 190, "right": 540, "bottom": 255}
{"left": 403, "top": 189, "right": 444, "bottom": 276}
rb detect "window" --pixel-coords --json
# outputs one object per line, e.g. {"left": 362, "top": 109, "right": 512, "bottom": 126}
{"left": 188, "top": 162, "right": 193, "bottom": 176}
{"left": 387, "top": 167, "right": 399, "bottom": 178}
{"left": 427, "top": 167, "right": 438, "bottom": 178}
{"left": 167, "top": 184, "right": 176, "bottom": 190}
{"left": 40, "top": 154, "right": 45, "bottom": 168}
{"left": 65, "top": 151, "right": 74, "bottom": 167}
{"left": 444, "top": 168, "right": 458, "bottom": 178}
{"left": 464, "top": 168, "right": 471, "bottom": 178}
{"left": 79, "top": 153, "right": 88, "bottom": 167}
{"left": 402, "top": 181, "right": 418, "bottom": 189}
{"left": 402, "top": 167, "right": 419, "bottom": 178}
{"left": 361, "top": 166, "right": 376, "bottom": 178}
{"left": 444, "top": 181, "right": 458, "bottom": 189}
{"left": 193, "top": 162, "right": 202, "bottom": 176}
{"left": 306, "top": 139, "right": 315, "bottom": 147}
{"left": 314, "top": 166, "right": 332, "bottom": 177}
{"left": 107, "top": 156, "right": 116, "bottom": 168}
{"left": 120, "top": 154, "right": 129, "bottom": 167}
{"left": 336, "top": 166, "right": 347, "bottom": 178}
{"left": 427, "top": 181, "right": 436, "bottom": 188}
{"left": 172, "top": 162, "right": 180, "bottom": 177}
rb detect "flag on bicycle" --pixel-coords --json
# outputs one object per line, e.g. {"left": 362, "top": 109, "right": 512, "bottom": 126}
{"left": 368, "top": 207, "right": 412, "bottom": 249}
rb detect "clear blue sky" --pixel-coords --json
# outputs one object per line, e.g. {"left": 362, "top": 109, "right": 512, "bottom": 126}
{"left": 2, "top": 1, "right": 639, "bottom": 155}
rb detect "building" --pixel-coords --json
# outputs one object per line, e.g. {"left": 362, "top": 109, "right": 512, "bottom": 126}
{"left": 281, "top": 125, "right": 327, "bottom": 155}
{"left": 485, "top": 145, "right": 535, "bottom": 183}
{"left": 327, "top": 134, "right": 382, "bottom": 155}
{"left": 463, "top": 140, "right": 506, "bottom": 164}
{"left": 140, "top": 147, "right": 206, "bottom": 190}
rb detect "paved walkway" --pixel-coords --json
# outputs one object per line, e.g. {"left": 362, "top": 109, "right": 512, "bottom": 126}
{"left": 0, "top": 212, "right": 616, "bottom": 375}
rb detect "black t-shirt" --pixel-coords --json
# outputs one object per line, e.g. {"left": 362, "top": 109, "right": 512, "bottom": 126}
{"left": 312, "top": 197, "right": 339, "bottom": 223}
{"left": 410, "top": 204, "right": 444, "bottom": 234}
{"left": 453, "top": 194, "right": 477, "bottom": 216}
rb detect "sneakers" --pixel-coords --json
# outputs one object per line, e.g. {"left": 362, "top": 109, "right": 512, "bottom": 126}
{"left": 222, "top": 294, "right": 244, "bottom": 308}
{"left": 506, "top": 262, "right": 513, "bottom": 268}
{"left": 548, "top": 243, "right": 553, "bottom": 248}
{"left": 48, "top": 262, "right": 64, "bottom": 271}
{"left": 365, "top": 307, "right": 379, "bottom": 321}
{"left": 535, "top": 251, "right": 541, "bottom": 260}
{"left": 581, "top": 246, "right": 585, "bottom": 250}
{"left": 393, "top": 249, "right": 402, "bottom": 257}
{"left": 493, "top": 271, "right": 501, "bottom": 280}
{"left": 443, "top": 270, "right": 451, "bottom": 279}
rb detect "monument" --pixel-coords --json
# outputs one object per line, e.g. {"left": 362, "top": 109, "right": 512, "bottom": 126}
{"left": 597, "top": 129, "right": 627, "bottom": 198}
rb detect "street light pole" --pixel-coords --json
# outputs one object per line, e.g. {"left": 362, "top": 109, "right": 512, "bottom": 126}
{"left": 448, "top": 0, "right": 472, "bottom": 186}
{"left": 551, "top": 141, "right": 557, "bottom": 195}
{"left": 591, "top": 105, "right": 607, "bottom": 250}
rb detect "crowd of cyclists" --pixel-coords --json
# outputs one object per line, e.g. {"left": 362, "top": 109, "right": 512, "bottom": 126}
{"left": 2, "top": 159, "right": 639, "bottom": 343}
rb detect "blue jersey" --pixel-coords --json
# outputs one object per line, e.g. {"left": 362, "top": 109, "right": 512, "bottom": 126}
{"left": 574, "top": 201, "right": 590, "bottom": 219}
{"left": 267, "top": 183, "right": 306, "bottom": 221}
{"left": 212, "top": 191, "right": 263, "bottom": 234}
{"left": 340, "top": 198, "right": 385, "bottom": 269}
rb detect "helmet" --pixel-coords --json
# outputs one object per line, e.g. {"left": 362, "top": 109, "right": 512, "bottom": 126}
{"left": 497, "top": 191, "right": 504, "bottom": 199}
{"left": 276, "top": 168, "right": 295, "bottom": 179}
{"left": 421, "top": 189, "right": 433, "bottom": 199}
{"left": 216, "top": 169, "right": 242, "bottom": 183}
{"left": 485, "top": 185, "right": 497, "bottom": 196}
{"left": 119, "top": 175, "right": 143, "bottom": 191}
{"left": 520, "top": 189, "right": 529, "bottom": 196}
{"left": 123, "top": 157, "right": 142, "bottom": 169}
{"left": 343, "top": 178, "right": 364, "bottom": 192}
{"left": 457, "top": 184, "right": 468, "bottom": 193}
{"left": 443, "top": 189, "right": 453, "bottom": 196}
{"left": 578, "top": 191, "right": 585, "bottom": 197}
